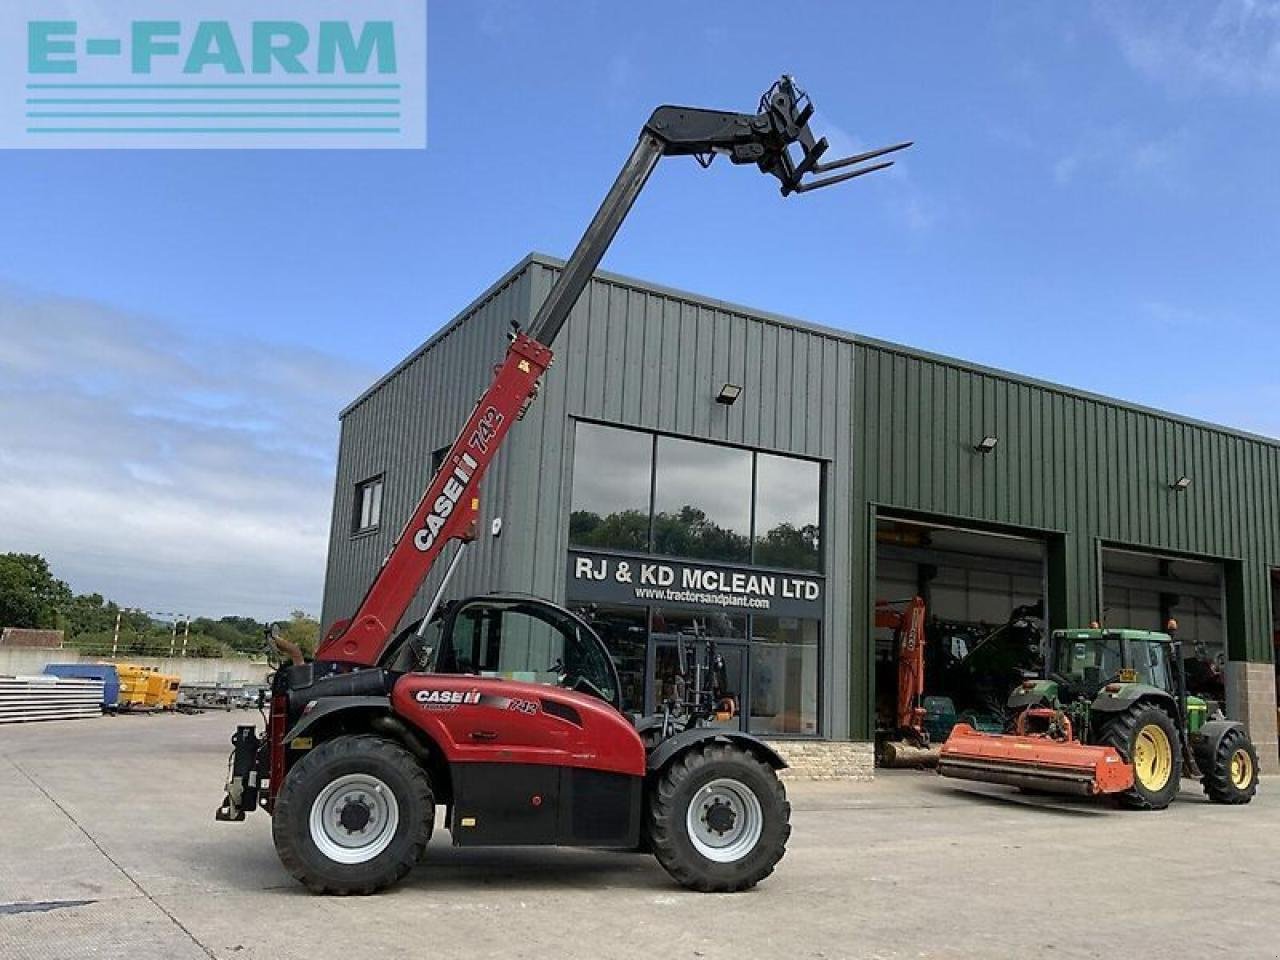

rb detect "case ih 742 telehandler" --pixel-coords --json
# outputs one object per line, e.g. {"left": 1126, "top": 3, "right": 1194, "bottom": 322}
{"left": 938, "top": 623, "right": 1261, "bottom": 809}
{"left": 216, "top": 77, "right": 909, "bottom": 895}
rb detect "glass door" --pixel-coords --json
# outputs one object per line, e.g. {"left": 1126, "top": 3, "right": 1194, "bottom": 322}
{"left": 646, "top": 633, "right": 748, "bottom": 731}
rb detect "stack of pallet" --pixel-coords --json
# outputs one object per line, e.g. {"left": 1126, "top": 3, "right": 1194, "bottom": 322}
{"left": 0, "top": 675, "right": 104, "bottom": 724}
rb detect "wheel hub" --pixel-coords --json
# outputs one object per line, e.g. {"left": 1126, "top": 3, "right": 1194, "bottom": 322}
{"left": 339, "top": 797, "right": 373, "bottom": 833}
{"left": 1230, "top": 748, "right": 1254, "bottom": 789}
{"left": 686, "top": 778, "right": 764, "bottom": 864}
{"left": 308, "top": 773, "right": 400, "bottom": 865}
{"left": 704, "top": 797, "right": 737, "bottom": 835}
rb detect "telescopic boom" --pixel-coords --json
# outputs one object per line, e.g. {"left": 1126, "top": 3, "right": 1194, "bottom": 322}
{"left": 317, "top": 76, "right": 909, "bottom": 666}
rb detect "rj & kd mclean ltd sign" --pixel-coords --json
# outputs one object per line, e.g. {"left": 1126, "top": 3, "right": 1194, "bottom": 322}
{"left": 567, "top": 551, "right": 823, "bottom": 619}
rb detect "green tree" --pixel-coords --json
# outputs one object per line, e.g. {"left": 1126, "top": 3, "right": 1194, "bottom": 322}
{"left": 753, "top": 522, "right": 821, "bottom": 570}
{"left": 0, "top": 553, "right": 71, "bottom": 629}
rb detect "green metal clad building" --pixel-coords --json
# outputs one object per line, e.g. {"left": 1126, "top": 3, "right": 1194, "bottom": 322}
{"left": 322, "top": 254, "right": 1279, "bottom": 771}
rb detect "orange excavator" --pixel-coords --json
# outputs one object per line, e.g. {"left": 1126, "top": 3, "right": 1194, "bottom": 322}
{"left": 876, "top": 597, "right": 939, "bottom": 767}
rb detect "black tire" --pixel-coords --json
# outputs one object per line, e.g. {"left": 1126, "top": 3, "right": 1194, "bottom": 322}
{"left": 647, "top": 742, "right": 790, "bottom": 892}
{"left": 632, "top": 726, "right": 667, "bottom": 853}
{"left": 1201, "top": 727, "right": 1259, "bottom": 805}
{"left": 272, "top": 735, "right": 433, "bottom": 895}
{"left": 1097, "top": 703, "right": 1182, "bottom": 810}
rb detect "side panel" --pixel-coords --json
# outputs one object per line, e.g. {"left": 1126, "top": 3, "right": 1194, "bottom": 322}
{"left": 390, "top": 674, "right": 645, "bottom": 776}
{"left": 450, "top": 764, "right": 641, "bottom": 847}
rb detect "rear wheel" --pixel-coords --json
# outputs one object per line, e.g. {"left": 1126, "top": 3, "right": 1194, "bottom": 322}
{"left": 1098, "top": 703, "right": 1182, "bottom": 810}
{"left": 647, "top": 742, "right": 789, "bottom": 892}
{"left": 1201, "top": 727, "right": 1259, "bottom": 805}
{"left": 273, "top": 735, "right": 433, "bottom": 895}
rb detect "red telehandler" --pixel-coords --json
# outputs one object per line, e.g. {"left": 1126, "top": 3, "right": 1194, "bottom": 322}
{"left": 216, "top": 77, "right": 908, "bottom": 895}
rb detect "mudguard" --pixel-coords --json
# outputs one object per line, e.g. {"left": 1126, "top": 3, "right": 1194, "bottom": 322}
{"left": 1189, "top": 719, "right": 1249, "bottom": 773}
{"left": 281, "top": 695, "right": 392, "bottom": 744}
{"left": 645, "top": 726, "right": 786, "bottom": 774}
{"left": 1089, "top": 684, "right": 1174, "bottom": 714}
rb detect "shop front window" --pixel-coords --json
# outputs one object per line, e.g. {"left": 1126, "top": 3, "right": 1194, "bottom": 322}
{"left": 569, "top": 423, "right": 653, "bottom": 551}
{"left": 650, "top": 607, "right": 747, "bottom": 640}
{"left": 652, "top": 436, "right": 752, "bottom": 563}
{"left": 753, "top": 453, "right": 821, "bottom": 571}
{"left": 749, "top": 616, "right": 819, "bottom": 736}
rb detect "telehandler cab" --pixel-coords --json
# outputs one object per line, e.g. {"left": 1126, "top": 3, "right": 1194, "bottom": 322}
{"left": 938, "top": 622, "right": 1260, "bottom": 809}
{"left": 216, "top": 76, "right": 909, "bottom": 894}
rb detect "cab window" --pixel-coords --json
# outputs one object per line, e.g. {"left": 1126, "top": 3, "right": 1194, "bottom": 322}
{"left": 434, "top": 600, "right": 618, "bottom": 706}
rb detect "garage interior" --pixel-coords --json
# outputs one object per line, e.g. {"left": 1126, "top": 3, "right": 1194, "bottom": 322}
{"left": 1100, "top": 547, "right": 1227, "bottom": 704}
{"left": 873, "top": 516, "right": 1046, "bottom": 757}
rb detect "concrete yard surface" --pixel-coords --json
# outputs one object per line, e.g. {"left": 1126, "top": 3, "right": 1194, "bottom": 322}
{"left": 1, "top": 711, "right": 1277, "bottom": 960}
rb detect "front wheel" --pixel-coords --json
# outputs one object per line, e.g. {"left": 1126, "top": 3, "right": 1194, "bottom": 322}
{"left": 647, "top": 742, "right": 790, "bottom": 892}
{"left": 1201, "top": 727, "right": 1259, "bottom": 805}
{"left": 272, "top": 735, "right": 434, "bottom": 895}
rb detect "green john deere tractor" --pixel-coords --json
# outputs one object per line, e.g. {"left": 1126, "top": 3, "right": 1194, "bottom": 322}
{"left": 939, "top": 626, "right": 1261, "bottom": 810}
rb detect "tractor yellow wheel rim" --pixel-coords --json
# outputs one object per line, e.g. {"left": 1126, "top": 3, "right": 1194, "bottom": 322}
{"left": 1230, "top": 748, "right": 1254, "bottom": 789}
{"left": 1131, "top": 723, "right": 1173, "bottom": 792}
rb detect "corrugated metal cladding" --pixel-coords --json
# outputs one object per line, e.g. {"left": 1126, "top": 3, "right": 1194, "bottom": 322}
{"left": 323, "top": 252, "right": 1280, "bottom": 742}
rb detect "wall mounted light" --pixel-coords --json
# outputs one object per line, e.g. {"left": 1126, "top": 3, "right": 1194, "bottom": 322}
{"left": 1170, "top": 476, "right": 1191, "bottom": 491}
{"left": 716, "top": 383, "right": 742, "bottom": 406}
{"left": 974, "top": 436, "right": 998, "bottom": 454}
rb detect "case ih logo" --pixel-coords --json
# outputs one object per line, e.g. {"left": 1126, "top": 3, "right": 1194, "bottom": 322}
{"left": 412, "top": 451, "right": 478, "bottom": 552}
{"left": 414, "top": 688, "right": 481, "bottom": 707}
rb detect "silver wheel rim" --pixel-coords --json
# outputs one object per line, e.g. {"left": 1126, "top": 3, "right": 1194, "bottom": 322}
{"left": 308, "top": 773, "right": 400, "bottom": 865}
{"left": 686, "top": 777, "right": 763, "bottom": 863}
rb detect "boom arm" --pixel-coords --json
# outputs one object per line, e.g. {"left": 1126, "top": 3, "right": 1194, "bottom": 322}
{"left": 318, "top": 76, "right": 909, "bottom": 667}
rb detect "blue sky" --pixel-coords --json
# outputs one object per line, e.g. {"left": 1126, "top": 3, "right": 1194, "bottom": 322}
{"left": 1, "top": 1, "right": 1278, "bottom": 620}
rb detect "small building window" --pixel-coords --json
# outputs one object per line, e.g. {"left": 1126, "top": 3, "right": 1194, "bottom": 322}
{"left": 353, "top": 475, "right": 384, "bottom": 534}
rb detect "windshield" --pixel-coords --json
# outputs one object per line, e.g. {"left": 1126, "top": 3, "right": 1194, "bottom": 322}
{"left": 1052, "top": 635, "right": 1125, "bottom": 690}
{"left": 431, "top": 600, "right": 619, "bottom": 705}
{"left": 1130, "top": 639, "right": 1171, "bottom": 689}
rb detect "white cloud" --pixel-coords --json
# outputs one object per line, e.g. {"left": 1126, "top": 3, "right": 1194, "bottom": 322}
{"left": 1051, "top": 125, "right": 1189, "bottom": 190}
{"left": 0, "top": 291, "right": 374, "bottom": 621}
{"left": 1098, "top": 0, "right": 1280, "bottom": 95}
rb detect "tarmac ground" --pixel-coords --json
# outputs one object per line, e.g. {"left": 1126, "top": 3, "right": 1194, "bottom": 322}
{"left": 2, "top": 710, "right": 1277, "bottom": 960}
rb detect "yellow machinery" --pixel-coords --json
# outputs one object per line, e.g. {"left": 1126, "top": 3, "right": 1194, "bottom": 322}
{"left": 113, "top": 664, "right": 152, "bottom": 707}
{"left": 109, "top": 664, "right": 181, "bottom": 710}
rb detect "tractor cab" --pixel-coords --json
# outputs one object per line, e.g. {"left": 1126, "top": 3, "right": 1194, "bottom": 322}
{"left": 1046, "top": 629, "right": 1178, "bottom": 704}
{"left": 383, "top": 595, "right": 623, "bottom": 710}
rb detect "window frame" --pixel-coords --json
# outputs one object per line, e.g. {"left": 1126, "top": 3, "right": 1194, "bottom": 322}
{"left": 351, "top": 474, "right": 385, "bottom": 537}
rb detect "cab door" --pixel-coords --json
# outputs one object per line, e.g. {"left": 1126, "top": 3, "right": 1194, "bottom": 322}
{"left": 404, "top": 597, "right": 630, "bottom": 845}
{"left": 421, "top": 597, "right": 622, "bottom": 760}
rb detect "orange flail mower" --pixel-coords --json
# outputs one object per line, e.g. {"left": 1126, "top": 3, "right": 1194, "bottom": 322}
{"left": 938, "top": 722, "right": 1134, "bottom": 796}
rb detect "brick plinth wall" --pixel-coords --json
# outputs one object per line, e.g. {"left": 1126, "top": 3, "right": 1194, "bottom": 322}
{"left": 1226, "top": 661, "right": 1279, "bottom": 775}
{"left": 764, "top": 740, "right": 875, "bottom": 781}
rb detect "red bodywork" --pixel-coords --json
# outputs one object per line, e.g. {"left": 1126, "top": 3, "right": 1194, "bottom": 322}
{"left": 390, "top": 675, "right": 645, "bottom": 777}
{"left": 316, "top": 333, "right": 553, "bottom": 669}
{"left": 939, "top": 723, "right": 1134, "bottom": 796}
